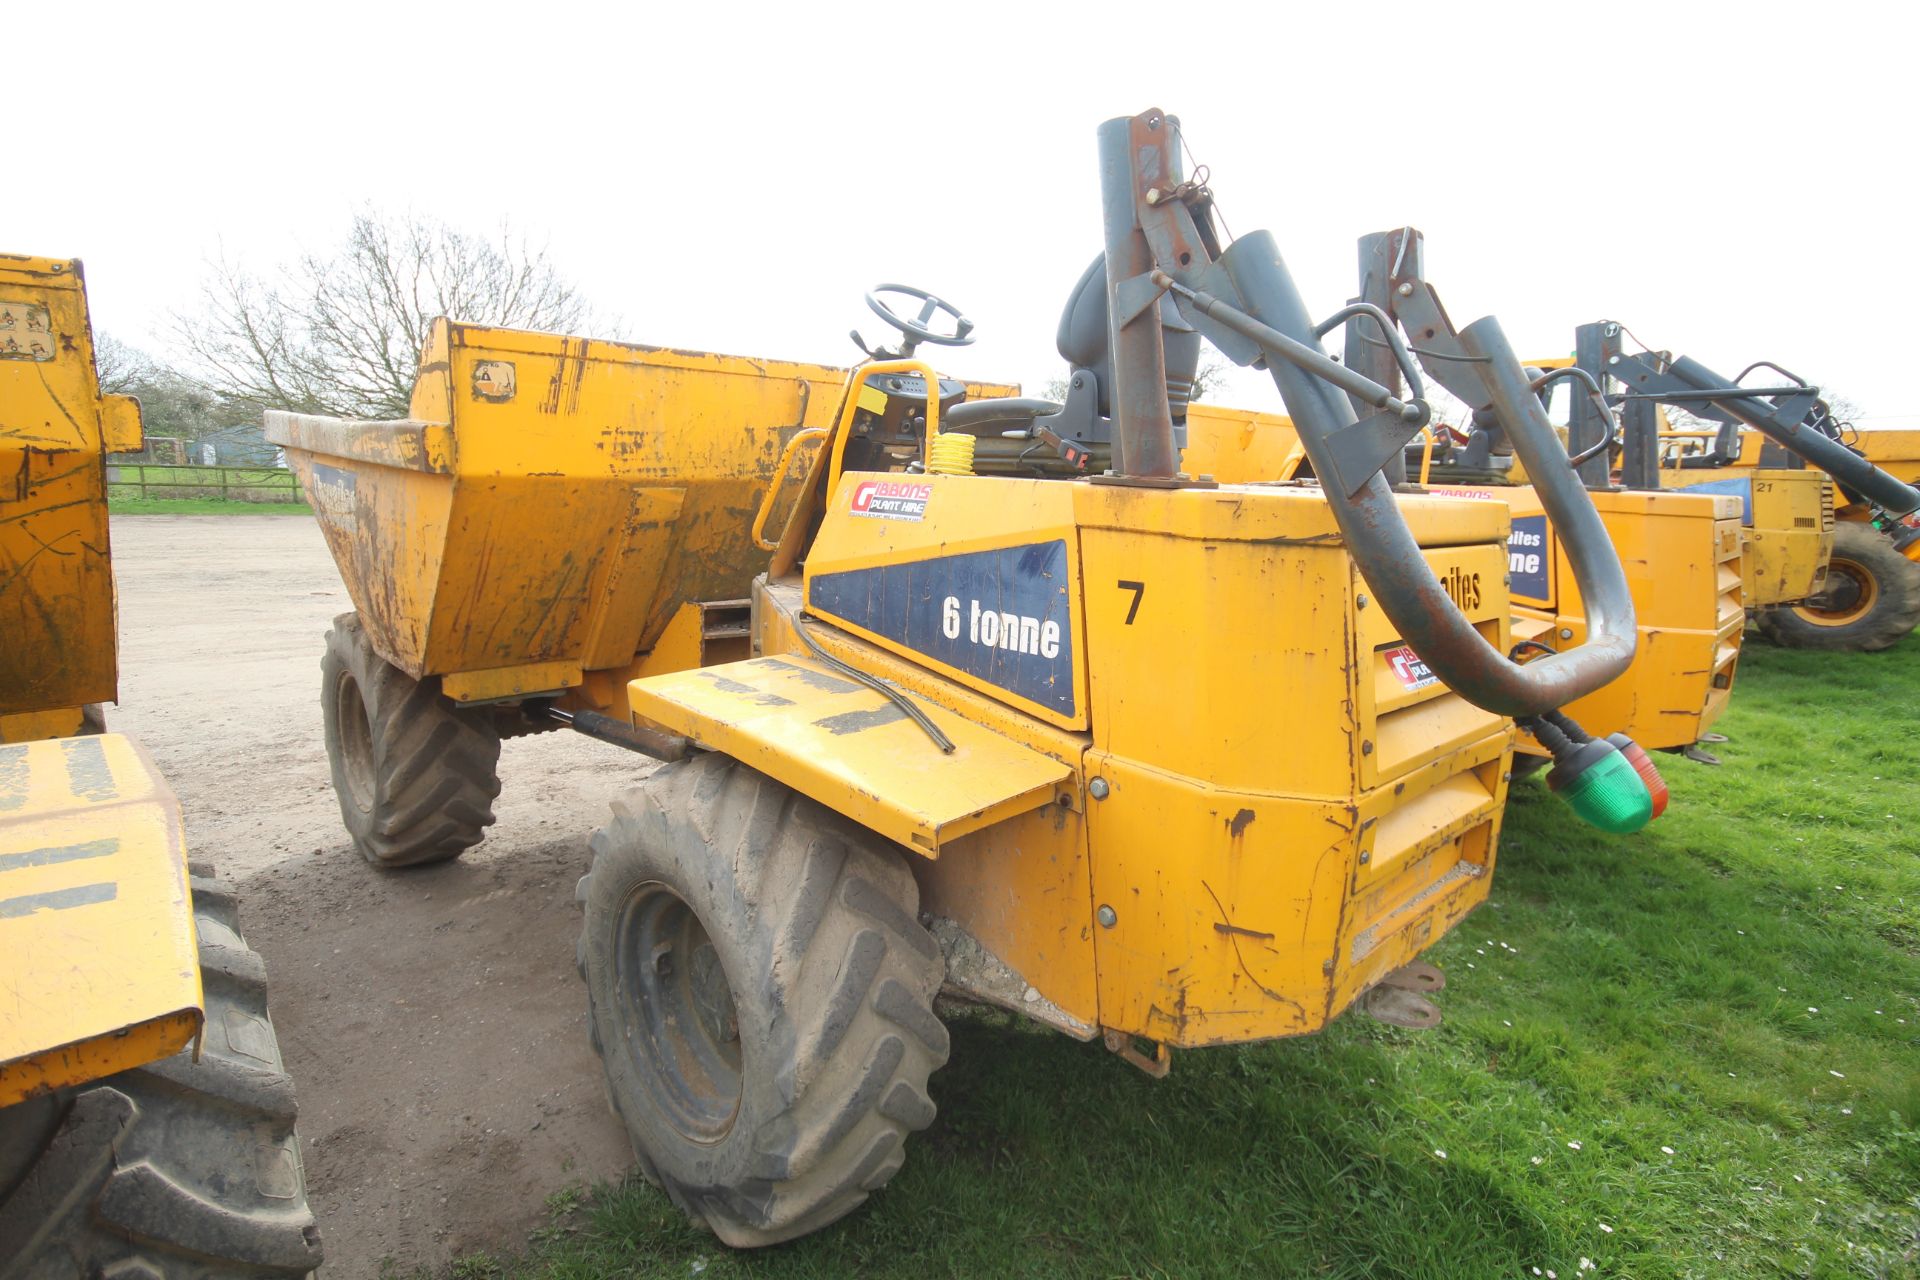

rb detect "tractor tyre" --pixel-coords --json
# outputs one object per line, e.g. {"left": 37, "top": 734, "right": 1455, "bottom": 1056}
{"left": 1756, "top": 522, "right": 1920, "bottom": 652}
{"left": 321, "top": 612, "right": 502, "bottom": 867}
{"left": 0, "top": 868, "right": 323, "bottom": 1278}
{"left": 577, "top": 753, "right": 949, "bottom": 1247}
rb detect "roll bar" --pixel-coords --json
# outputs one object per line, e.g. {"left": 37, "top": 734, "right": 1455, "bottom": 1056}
{"left": 1097, "top": 109, "right": 1636, "bottom": 717}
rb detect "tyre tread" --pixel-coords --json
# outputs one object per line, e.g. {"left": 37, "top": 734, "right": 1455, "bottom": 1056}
{"left": 0, "top": 873, "right": 321, "bottom": 1276}
{"left": 321, "top": 613, "right": 502, "bottom": 867}
{"left": 579, "top": 754, "right": 947, "bottom": 1247}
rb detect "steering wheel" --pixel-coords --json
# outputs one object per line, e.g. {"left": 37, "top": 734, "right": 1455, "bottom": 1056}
{"left": 865, "top": 284, "right": 976, "bottom": 348}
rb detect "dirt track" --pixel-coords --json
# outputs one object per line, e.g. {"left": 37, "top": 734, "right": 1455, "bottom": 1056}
{"left": 109, "top": 514, "right": 644, "bottom": 1278}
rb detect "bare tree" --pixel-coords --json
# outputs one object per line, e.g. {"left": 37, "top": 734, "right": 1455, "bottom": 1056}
{"left": 93, "top": 332, "right": 248, "bottom": 451}
{"left": 1041, "top": 356, "right": 1236, "bottom": 409}
{"left": 172, "top": 211, "right": 599, "bottom": 419}
{"left": 93, "top": 331, "right": 158, "bottom": 395}
{"left": 1188, "top": 356, "right": 1231, "bottom": 404}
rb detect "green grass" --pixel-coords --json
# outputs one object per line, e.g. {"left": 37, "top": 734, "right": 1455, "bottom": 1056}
{"left": 108, "top": 496, "right": 311, "bottom": 515}
{"left": 425, "top": 638, "right": 1920, "bottom": 1279}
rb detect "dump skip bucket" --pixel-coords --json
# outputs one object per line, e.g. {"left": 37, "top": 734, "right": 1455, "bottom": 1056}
{"left": 268, "top": 320, "right": 857, "bottom": 690}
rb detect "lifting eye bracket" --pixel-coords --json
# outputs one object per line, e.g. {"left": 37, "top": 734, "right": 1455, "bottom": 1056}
{"left": 1102, "top": 1029, "right": 1172, "bottom": 1078}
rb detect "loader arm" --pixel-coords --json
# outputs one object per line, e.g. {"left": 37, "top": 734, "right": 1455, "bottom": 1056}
{"left": 1576, "top": 322, "right": 1920, "bottom": 518}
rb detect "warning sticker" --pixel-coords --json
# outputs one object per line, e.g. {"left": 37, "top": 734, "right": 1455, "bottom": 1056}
{"left": 0, "top": 301, "right": 55, "bottom": 361}
{"left": 851, "top": 479, "right": 933, "bottom": 522}
{"left": 1383, "top": 644, "right": 1439, "bottom": 692}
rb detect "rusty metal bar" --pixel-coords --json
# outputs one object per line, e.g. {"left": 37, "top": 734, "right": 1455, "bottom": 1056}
{"left": 1349, "top": 233, "right": 1409, "bottom": 485}
{"left": 1095, "top": 113, "right": 1179, "bottom": 479}
{"left": 1153, "top": 275, "right": 1422, "bottom": 422}
{"left": 547, "top": 708, "right": 691, "bottom": 763}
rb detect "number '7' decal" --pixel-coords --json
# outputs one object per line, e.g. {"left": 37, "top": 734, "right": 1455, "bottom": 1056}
{"left": 1117, "top": 580, "right": 1146, "bottom": 625}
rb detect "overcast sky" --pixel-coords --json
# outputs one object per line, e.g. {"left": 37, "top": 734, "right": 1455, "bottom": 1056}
{"left": 16, "top": 2, "right": 1919, "bottom": 426}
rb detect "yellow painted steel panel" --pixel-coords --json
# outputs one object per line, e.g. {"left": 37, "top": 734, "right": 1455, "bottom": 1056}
{"left": 1084, "top": 731, "right": 1506, "bottom": 1048}
{"left": 0, "top": 733, "right": 201, "bottom": 1105}
{"left": 1427, "top": 485, "right": 1743, "bottom": 754}
{"left": 0, "top": 708, "right": 84, "bottom": 745}
{"left": 1075, "top": 490, "right": 1508, "bottom": 799}
{"left": 629, "top": 656, "right": 1071, "bottom": 857}
{"left": 1745, "top": 470, "right": 1832, "bottom": 606}
{"left": 442, "top": 659, "right": 583, "bottom": 703}
{"left": 803, "top": 475, "right": 1089, "bottom": 731}
{"left": 1181, "top": 403, "right": 1306, "bottom": 482}
{"left": 0, "top": 255, "right": 125, "bottom": 719}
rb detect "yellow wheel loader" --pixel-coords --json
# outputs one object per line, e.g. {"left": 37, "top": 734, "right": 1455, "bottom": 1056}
{"left": 0, "top": 256, "right": 321, "bottom": 1276}
{"left": 1627, "top": 359, "right": 1920, "bottom": 651}
{"left": 277, "top": 109, "right": 1659, "bottom": 1246}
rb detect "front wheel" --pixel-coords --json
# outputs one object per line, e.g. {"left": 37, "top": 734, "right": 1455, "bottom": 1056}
{"left": 577, "top": 753, "right": 948, "bottom": 1246}
{"left": 1756, "top": 522, "right": 1920, "bottom": 652}
{"left": 320, "top": 613, "right": 502, "bottom": 867}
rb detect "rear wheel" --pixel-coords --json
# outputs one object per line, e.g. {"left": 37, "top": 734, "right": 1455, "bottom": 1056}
{"left": 577, "top": 753, "right": 948, "bottom": 1246}
{"left": 321, "top": 612, "right": 502, "bottom": 867}
{"left": 0, "top": 868, "right": 323, "bottom": 1277}
{"left": 1757, "top": 522, "right": 1920, "bottom": 652}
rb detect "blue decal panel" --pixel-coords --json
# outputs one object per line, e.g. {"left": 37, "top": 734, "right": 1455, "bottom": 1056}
{"left": 1669, "top": 476, "right": 1754, "bottom": 523}
{"left": 809, "top": 541, "right": 1076, "bottom": 714}
{"left": 1508, "top": 514, "right": 1551, "bottom": 605}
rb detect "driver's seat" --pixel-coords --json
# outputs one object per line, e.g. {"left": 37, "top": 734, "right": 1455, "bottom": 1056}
{"left": 1055, "top": 253, "right": 1204, "bottom": 438}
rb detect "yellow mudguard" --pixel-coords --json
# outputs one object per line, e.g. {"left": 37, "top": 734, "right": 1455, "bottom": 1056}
{"left": 0, "top": 733, "right": 201, "bottom": 1105}
{"left": 629, "top": 655, "right": 1071, "bottom": 857}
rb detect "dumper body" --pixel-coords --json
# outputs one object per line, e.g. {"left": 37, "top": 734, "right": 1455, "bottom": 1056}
{"left": 280, "top": 338, "right": 1515, "bottom": 1048}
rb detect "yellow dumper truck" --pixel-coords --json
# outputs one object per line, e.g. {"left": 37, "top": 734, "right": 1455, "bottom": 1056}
{"left": 278, "top": 109, "right": 1660, "bottom": 1245}
{"left": 0, "top": 255, "right": 321, "bottom": 1275}
{"left": 1656, "top": 412, "right": 1920, "bottom": 650}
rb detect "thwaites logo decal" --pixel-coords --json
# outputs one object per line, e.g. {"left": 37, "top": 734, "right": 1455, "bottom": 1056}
{"left": 307, "top": 463, "right": 359, "bottom": 532}
{"left": 1383, "top": 644, "right": 1438, "bottom": 692}
{"left": 809, "top": 540, "right": 1074, "bottom": 714}
{"left": 1508, "top": 514, "right": 1550, "bottom": 603}
{"left": 850, "top": 479, "right": 932, "bottom": 522}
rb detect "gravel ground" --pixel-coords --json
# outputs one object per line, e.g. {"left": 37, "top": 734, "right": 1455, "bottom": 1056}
{"left": 108, "top": 513, "right": 646, "bottom": 1278}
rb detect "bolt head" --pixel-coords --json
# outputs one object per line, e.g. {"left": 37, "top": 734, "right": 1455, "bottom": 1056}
{"left": 1358, "top": 849, "right": 1371, "bottom": 865}
{"left": 1356, "top": 593, "right": 1369, "bottom": 609}
{"left": 1089, "top": 777, "right": 1111, "bottom": 800}
{"left": 1559, "top": 628, "right": 1574, "bottom": 640}
{"left": 1098, "top": 905, "right": 1118, "bottom": 928}
{"left": 1396, "top": 282, "right": 1414, "bottom": 297}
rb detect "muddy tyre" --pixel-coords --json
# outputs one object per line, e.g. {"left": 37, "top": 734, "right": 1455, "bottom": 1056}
{"left": 577, "top": 753, "right": 948, "bottom": 1247}
{"left": 0, "top": 868, "right": 322, "bottom": 1278}
{"left": 1756, "top": 522, "right": 1920, "bottom": 652}
{"left": 321, "top": 612, "right": 502, "bottom": 867}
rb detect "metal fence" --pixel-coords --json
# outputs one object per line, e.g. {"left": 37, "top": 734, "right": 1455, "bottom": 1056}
{"left": 106, "top": 463, "right": 304, "bottom": 504}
